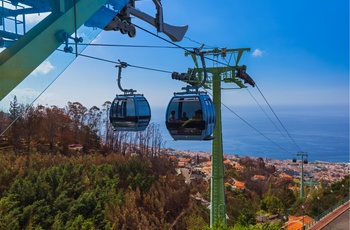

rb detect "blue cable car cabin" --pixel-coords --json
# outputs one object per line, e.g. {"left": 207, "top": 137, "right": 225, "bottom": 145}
{"left": 110, "top": 95, "right": 151, "bottom": 131}
{"left": 165, "top": 93, "right": 215, "bottom": 140}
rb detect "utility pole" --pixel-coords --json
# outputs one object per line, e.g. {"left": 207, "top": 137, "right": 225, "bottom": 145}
{"left": 297, "top": 151, "right": 309, "bottom": 199}
{"left": 179, "top": 47, "right": 253, "bottom": 227}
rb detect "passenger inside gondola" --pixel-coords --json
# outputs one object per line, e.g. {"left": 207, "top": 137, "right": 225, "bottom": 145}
{"left": 169, "top": 110, "right": 176, "bottom": 122}
{"left": 181, "top": 112, "right": 189, "bottom": 121}
{"left": 182, "top": 110, "right": 204, "bottom": 129}
{"left": 165, "top": 93, "right": 215, "bottom": 140}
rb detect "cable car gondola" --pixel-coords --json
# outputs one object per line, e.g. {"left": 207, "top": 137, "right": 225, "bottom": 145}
{"left": 109, "top": 61, "right": 151, "bottom": 131}
{"left": 166, "top": 90, "right": 215, "bottom": 140}
{"left": 110, "top": 94, "right": 151, "bottom": 131}
{"left": 165, "top": 48, "right": 216, "bottom": 140}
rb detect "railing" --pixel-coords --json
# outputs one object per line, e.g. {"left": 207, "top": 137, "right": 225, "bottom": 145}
{"left": 306, "top": 196, "right": 350, "bottom": 230}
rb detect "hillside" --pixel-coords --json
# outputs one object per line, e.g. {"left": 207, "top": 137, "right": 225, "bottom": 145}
{"left": 0, "top": 150, "right": 348, "bottom": 230}
{"left": 0, "top": 103, "right": 348, "bottom": 229}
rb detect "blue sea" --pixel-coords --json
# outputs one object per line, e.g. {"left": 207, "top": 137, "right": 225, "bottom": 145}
{"left": 150, "top": 105, "right": 349, "bottom": 163}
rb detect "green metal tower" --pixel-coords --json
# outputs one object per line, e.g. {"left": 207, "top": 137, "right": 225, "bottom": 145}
{"left": 297, "top": 151, "right": 309, "bottom": 199}
{"left": 181, "top": 47, "right": 253, "bottom": 227}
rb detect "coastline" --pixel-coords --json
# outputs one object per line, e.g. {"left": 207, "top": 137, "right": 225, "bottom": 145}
{"left": 166, "top": 148, "right": 350, "bottom": 185}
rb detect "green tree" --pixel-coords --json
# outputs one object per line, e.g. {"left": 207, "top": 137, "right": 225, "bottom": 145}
{"left": 261, "top": 195, "right": 283, "bottom": 214}
{"left": 236, "top": 208, "right": 256, "bottom": 227}
{"left": 8, "top": 95, "right": 24, "bottom": 152}
{"left": 21, "top": 105, "right": 40, "bottom": 153}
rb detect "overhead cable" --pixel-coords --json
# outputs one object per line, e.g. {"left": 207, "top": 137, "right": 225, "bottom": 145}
{"left": 77, "top": 43, "right": 196, "bottom": 49}
{"left": 246, "top": 88, "right": 296, "bottom": 149}
{"left": 73, "top": 25, "right": 302, "bottom": 154}
{"left": 255, "top": 84, "right": 302, "bottom": 152}
{"left": 78, "top": 53, "right": 173, "bottom": 74}
{"left": 70, "top": 49, "right": 294, "bottom": 154}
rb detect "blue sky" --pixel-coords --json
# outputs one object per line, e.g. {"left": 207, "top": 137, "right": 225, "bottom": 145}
{"left": 30, "top": 0, "right": 348, "bottom": 110}
{"left": 1, "top": 0, "right": 349, "bottom": 161}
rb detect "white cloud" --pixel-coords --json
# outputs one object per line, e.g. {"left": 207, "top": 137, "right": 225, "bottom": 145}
{"left": 252, "top": 48, "right": 264, "bottom": 57}
{"left": 32, "top": 61, "right": 55, "bottom": 75}
{"left": 25, "top": 13, "right": 49, "bottom": 24}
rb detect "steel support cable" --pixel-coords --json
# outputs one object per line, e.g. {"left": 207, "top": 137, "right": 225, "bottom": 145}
{"left": 221, "top": 102, "right": 293, "bottom": 154}
{"left": 73, "top": 0, "right": 78, "bottom": 57}
{"left": 133, "top": 24, "right": 233, "bottom": 67}
{"left": 184, "top": 36, "right": 218, "bottom": 49}
{"left": 133, "top": 24, "right": 190, "bottom": 52}
{"left": 255, "top": 84, "right": 302, "bottom": 152}
{"left": 219, "top": 55, "right": 301, "bottom": 154}
{"left": 77, "top": 52, "right": 173, "bottom": 74}
{"left": 0, "top": 67, "right": 65, "bottom": 136}
{"left": 204, "top": 90, "right": 293, "bottom": 154}
{"left": 59, "top": 49, "right": 295, "bottom": 154}
{"left": 76, "top": 25, "right": 301, "bottom": 153}
{"left": 77, "top": 43, "right": 196, "bottom": 49}
{"left": 133, "top": 24, "right": 247, "bottom": 70}
{"left": 73, "top": 43, "right": 298, "bottom": 154}
{"left": 246, "top": 88, "right": 295, "bottom": 147}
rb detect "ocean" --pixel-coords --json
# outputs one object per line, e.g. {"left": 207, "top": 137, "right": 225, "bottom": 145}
{"left": 150, "top": 105, "right": 349, "bottom": 163}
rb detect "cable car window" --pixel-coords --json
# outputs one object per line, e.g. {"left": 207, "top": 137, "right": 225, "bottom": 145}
{"left": 138, "top": 99, "right": 150, "bottom": 117}
{"left": 205, "top": 98, "right": 214, "bottom": 124}
{"left": 137, "top": 98, "right": 151, "bottom": 127}
{"left": 126, "top": 98, "right": 135, "bottom": 117}
{"left": 110, "top": 95, "right": 151, "bottom": 131}
{"left": 166, "top": 94, "right": 215, "bottom": 140}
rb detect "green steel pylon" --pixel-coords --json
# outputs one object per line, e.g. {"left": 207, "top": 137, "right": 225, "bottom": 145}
{"left": 210, "top": 69, "right": 226, "bottom": 226}
{"left": 297, "top": 151, "right": 309, "bottom": 199}
{"left": 183, "top": 47, "right": 251, "bottom": 227}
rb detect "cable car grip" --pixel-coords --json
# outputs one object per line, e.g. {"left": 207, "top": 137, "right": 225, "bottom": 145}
{"left": 172, "top": 45, "right": 209, "bottom": 94}
{"left": 116, "top": 60, "right": 136, "bottom": 95}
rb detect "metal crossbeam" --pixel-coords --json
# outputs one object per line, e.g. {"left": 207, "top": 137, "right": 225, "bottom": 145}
{"left": 0, "top": 0, "right": 119, "bottom": 100}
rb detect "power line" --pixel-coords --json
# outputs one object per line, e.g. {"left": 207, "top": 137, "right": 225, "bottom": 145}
{"left": 203, "top": 90, "right": 293, "bottom": 154}
{"left": 77, "top": 53, "right": 173, "bottom": 74}
{"left": 184, "top": 36, "right": 217, "bottom": 49}
{"left": 77, "top": 43, "right": 196, "bottom": 49}
{"left": 134, "top": 24, "right": 189, "bottom": 52}
{"left": 246, "top": 88, "right": 296, "bottom": 150}
{"left": 220, "top": 102, "right": 293, "bottom": 154}
{"left": 74, "top": 24, "right": 303, "bottom": 154}
{"left": 255, "top": 84, "right": 302, "bottom": 152}
{"left": 61, "top": 48, "right": 295, "bottom": 154}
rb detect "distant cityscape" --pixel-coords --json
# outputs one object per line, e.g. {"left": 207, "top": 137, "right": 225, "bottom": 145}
{"left": 166, "top": 149, "right": 349, "bottom": 187}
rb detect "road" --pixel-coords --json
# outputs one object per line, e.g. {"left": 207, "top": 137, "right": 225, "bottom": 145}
{"left": 309, "top": 201, "right": 349, "bottom": 230}
{"left": 321, "top": 209, "right": 349, "bottom": 230}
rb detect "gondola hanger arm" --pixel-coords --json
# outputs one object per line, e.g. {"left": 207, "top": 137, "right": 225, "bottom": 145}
{"left": 116, "top": 60, "right": 136, "bottom": 95}
{"left": 193, "top": 45, "right": 208, "bottom": 89}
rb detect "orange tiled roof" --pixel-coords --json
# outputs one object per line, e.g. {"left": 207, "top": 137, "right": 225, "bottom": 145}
{"left": 179, "top": 158, "right": 191, "bottom": 163}
{"left": 281, "top": 173, "right": 293, "bottom": 180}
{"left": 288, "top": 186, "right": 299, "bottom": 191}
{"left": 169, "top": 155, "right": 177, "bottom": 160}
{"left": 234, "top": 165, "right": 244, "bottom": 171}
{"left": 201, "top": 167, "right": 211, "bottom": 175}
{"left": 253, "top": 175, "right": 266, "bottom": 180}
{"left": 282, "top": 215, "right": 314, "bottom": 230}
{"left": 233, "top": 181, "right": 245, "bottom": 188}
